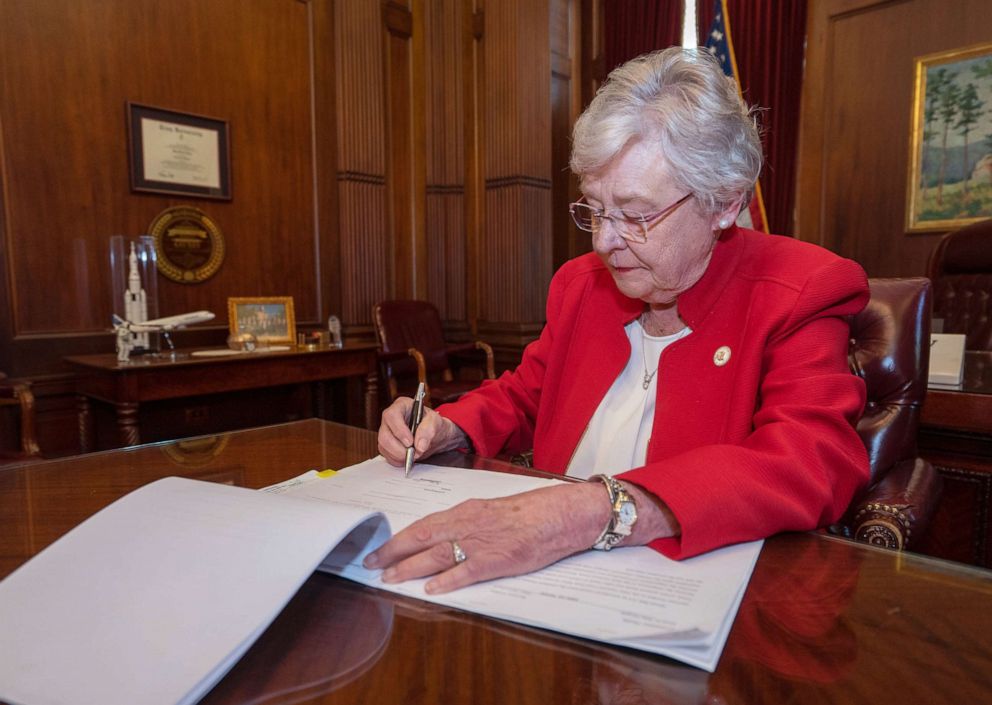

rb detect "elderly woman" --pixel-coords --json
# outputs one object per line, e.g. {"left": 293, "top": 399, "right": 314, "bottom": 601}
{"left": 365, "top": 47, "right": 869, "bottom": 594}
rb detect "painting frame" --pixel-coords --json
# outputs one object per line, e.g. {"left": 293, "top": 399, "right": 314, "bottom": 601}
{"left": 127, "top": 102, "right": 232, "bottom": 200}
{"left": 227, "top": 297, "right": 296, "bottom": 346}
{"left": 906, "top": 41, "right": 992, "bottom": 233}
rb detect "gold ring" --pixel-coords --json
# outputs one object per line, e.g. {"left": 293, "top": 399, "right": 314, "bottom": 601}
{"left": 451, "top": 540, "right": 467, "bottom": 564}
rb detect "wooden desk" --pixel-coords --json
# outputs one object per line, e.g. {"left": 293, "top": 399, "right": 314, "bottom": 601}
{"left": 2, "top": 419, "right": 991, "bottom": 704}
{"left": 919, "top": 351, "right": 992, "bottom": 567}
{"left": 922, "top": 351, "right": 992, "bottom": 435}
{"left": 65, "top": 344, "right": 378, "bottom": 449}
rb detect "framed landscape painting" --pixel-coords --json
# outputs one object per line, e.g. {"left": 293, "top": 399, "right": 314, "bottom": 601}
{"left": 906, "top": 41, "right": 992, "bottom": 232}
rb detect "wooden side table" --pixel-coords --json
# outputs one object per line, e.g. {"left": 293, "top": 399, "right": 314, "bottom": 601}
{"left": 66, "top": 344, "right": 379, "bottom": 450}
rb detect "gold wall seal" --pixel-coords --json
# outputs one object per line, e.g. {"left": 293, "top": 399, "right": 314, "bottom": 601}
{"left": 148, "top": 205, "right": 225, "bottom": 283}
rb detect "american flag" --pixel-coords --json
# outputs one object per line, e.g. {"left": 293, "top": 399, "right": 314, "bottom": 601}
{"left": 703, "top": 0, "right": 769, "bottom": 232}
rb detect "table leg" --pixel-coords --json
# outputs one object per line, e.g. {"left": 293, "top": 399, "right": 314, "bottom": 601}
{"left": 116, "top": 402, "right": 141, "bottom": 447}
{"left": 77, "top": 395, "right": 94, "bottom": 453}
{"left": 364, "top": 370, "right": 378, "bottom": 430}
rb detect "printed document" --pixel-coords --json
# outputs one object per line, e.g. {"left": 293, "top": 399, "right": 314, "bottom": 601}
{"left": 277, "top": 458, "right": 762, "bottom": 670}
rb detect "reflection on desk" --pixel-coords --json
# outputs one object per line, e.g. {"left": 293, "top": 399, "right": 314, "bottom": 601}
{"left": 1, "top": 420, "right": 992, "bottom": 704}
{"left": 202, "top": 579, "right": 394, "bottom": 705}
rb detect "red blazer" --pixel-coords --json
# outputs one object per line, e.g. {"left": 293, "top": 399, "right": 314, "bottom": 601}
{"left": 440, "top": 227, "right": 871, "bottom": 558}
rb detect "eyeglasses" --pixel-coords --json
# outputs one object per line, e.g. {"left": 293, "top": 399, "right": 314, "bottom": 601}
{"left": 568, "top": 193, "right": 693, "bottom": 244}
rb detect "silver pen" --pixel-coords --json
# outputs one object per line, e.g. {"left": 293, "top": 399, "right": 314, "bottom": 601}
{"left": 404, "top": 382, "right": 426, "bottom": 477}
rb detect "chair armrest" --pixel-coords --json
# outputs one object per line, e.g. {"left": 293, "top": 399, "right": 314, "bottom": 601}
{"left": 0, "top": 378, "right": 41, "bottom": 457}
{"left": 446, "top": 341, "right": 495, "bottom": 379}
{"left": 376, "top": 347, "right": 428, "bottom": 402}
{"left": 847, "top": 458, "right": 942, "bottom": 550}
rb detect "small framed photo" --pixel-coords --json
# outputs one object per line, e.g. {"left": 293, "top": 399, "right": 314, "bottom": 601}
{"left": 906, "top": 41, "right": 992, "bottom": 232}
{"left": 127, "top": 102, "right": 232, "bottom": 200}
{"left": 227, "top": 297, "right": 296, "bottom": 345}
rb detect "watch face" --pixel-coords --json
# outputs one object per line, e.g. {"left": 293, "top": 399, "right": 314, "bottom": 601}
{"left": 618, "top": 502, "right": 636, "bottom": 525}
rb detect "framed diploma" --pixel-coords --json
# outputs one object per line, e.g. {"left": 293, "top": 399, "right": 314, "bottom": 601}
{"left": 127, "top": 103, "right": 231, "bottom": 200}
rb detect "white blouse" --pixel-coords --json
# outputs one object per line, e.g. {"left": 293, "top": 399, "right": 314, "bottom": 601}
{"left": 565, "top": 319, "right": 692, "bottom": 480}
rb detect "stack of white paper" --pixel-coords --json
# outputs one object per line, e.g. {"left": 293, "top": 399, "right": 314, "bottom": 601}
{"left": 279, "top": 459, "right": 762, "bottom": 672}
{"left": 0, "top": 479, "right": 389, "bottom": 705}
{"left": 0, "top": 459, "right": 761, "bottom": 705}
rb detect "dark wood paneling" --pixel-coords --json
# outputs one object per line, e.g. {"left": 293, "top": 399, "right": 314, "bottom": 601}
{"left": 796, "top": 0, "right": 992, "bottom": 276}
{"left": 462, "top": 0, "right": 485, "bottom": 333}
{"left": 0, "top": 0, "right": 316, "bottom": 334}
{"left": 0, "top": 0, "right": 322, "bottom": 381}
{"left": 580, "top": 0, "right": 605, "bottom": 107}
{"left": 383, "top": 0, "right": 428, "bottom": 302}
{"left": 314, "top": 0, "right": 343, "bottom": 326}
{"left": 334, "top": 0, "right": 388, "bottom": 328}
{"left": 551, "top": 0, "right": 587, "bottom": 273}
{"left": 0, "top": 0, "right": 336, "bottom": 452}
{"left": 425, "top": 0, "right": 467, "bottom": 323}
{"left": 0, "top": 0, "right": 568, "bottom": 453}
{"left": 482, "top": 0, "right": 552, "bottom": 326}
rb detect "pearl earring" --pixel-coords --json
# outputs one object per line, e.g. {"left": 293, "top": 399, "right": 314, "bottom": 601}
{"left": 719, "top": 219, "right": 731, "bottom": 229}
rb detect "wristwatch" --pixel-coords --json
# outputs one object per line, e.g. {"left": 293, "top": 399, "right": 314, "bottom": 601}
{"left": 590, "top": 475, "right": 638, "bottom": 550}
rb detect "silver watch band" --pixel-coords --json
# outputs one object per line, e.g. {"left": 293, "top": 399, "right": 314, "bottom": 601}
{"left": 590, "top": 475, "right": 637, "bottom": 551}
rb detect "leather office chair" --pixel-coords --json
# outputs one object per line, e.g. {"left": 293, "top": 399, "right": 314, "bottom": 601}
{"left": 372, "top": 300, "right": 496, "bottom": 407}
{"left": 0, "top": 373, "right": 41, "bottom": 461}
{"left": 927, "top": 218, "right": 992, "bottom": 350}
{"left": 834, "top": 277, "right": 942, "bottom": 550}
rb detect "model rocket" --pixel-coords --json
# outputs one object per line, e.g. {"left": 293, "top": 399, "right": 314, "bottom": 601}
{"left": 124, "top": 242, "right": 149, "bottom": 349}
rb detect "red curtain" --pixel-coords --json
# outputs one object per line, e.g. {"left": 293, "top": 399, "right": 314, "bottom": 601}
{"left": 604, "top": 0, "right": 683, "bottom": 74}
{"left": 698, "top": 1, "right": 808, "bottom": 235}
{"left": 603, "top": 1, "right": 808, "bottom": 235}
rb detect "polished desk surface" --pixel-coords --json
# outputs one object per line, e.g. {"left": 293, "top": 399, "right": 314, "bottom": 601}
{"left": 2, "top": 420, "right": 992, "bottom": 705}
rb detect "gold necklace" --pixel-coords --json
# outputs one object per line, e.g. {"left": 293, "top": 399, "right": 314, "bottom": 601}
{"left": 640, "top": 323, "right": 658, "bottom": 390}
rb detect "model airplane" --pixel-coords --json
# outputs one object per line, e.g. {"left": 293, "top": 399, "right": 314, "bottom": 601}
{"left": 113, "top": 310, "right": 215, "bottom": 362}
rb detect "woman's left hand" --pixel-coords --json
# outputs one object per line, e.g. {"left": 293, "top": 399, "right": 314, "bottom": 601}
{"left": 362, "top": 481, "right": 610, "bottom": 594}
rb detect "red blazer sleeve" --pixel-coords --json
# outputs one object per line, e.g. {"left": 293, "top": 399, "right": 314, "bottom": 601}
{"left": 621, "top": 258, "right": 870, "bottom": 559}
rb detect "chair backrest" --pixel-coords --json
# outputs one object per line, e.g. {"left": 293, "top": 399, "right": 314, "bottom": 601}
{"left": 848, "top": 278, "right": 931, "bottom": 484}
{"left": 927, "top": 218, "right": 992, "bottom": 351}
{"left": 373, "top": 300, "right": 452, "bottom": 379}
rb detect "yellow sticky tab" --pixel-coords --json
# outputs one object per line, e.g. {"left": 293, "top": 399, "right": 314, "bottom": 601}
{"left": 316, "top": 468, "right": 337, "bottom": 478}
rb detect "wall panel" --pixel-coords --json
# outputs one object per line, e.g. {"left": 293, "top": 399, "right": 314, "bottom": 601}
{"left": 481, "top": 0, "right": 552, "bottom": 326}
{"left": 0, "top": 0, "right": 314, "bottom": 333}
{"left": 425, "top": 0, "right": 467, "bottom": 323}
{"left": 334, "top": 0, "right": 389, "bottom": 328}
{"left": 0, "top": 0, "right": 317, "bottom": 375}
{"left": 551, "top": 0, "right": 586, "bottom": 271}
{"left": 796, "top": 0, "right": 992, "bottom": 276}
{"left": 0, "top": 0, "right": 570, "bottom": 452}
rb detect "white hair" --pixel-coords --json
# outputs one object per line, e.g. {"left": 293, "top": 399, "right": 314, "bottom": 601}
{"left": 570, "top": 47, "right": 762, "bottom": 215}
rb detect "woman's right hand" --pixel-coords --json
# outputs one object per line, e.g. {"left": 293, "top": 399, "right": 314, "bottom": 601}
{"left": 377, "top": 396, "right": 469, "bottom": 466}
